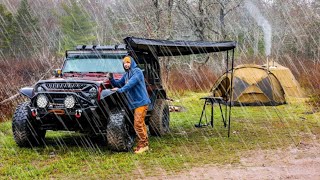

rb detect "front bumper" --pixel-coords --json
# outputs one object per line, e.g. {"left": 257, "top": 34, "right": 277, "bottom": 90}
{"left": 30, "top": 92, "right": 103, "bottom": 131}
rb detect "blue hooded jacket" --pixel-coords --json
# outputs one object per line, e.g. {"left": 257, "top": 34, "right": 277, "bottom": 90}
{"left": 110, "top": 56, "right": 151, "bottom": 110}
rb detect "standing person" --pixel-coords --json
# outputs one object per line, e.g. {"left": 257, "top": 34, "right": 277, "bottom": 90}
{"left": 109, "top": 55, "right": 151, "bottom": 154}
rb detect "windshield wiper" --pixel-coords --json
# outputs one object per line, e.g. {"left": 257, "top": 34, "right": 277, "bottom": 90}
{"left": 63, "top": 71, "right": 80, "bottom": 73}
{"left": 87, "top": 71, "right": 107, "bottom": 73}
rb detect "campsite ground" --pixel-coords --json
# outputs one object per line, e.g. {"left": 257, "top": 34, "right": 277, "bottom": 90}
{"left": 147, "top": 137, "right": 320, "bottom": 179}
{"left": 146, "top": 92, "right": 320, "bottom": 179}
{"left": 0, "top": 92, "right": 319, "bottom": 179}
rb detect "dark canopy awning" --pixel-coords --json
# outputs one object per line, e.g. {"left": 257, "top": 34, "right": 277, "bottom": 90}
{"left": 124, "top": 36, "right": 236, "bottom": 56}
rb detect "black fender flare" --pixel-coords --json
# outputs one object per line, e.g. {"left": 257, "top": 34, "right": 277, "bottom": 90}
{"left": 149, "top": 89, "right": 167, "bottom": 111}
{"left": 156, "top": 89, "right": 167, "bottom": 99}
{"left": 99, "top": 89, "right": 127, "bottom": 109}
{"left": 20, "top": 87, "right": 34, "bottom": 99}
{"left": 100, "top": 89, "right": 117, "bottom": 100}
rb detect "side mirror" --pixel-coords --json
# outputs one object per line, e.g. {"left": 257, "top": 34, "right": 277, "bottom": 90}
{"left": 53, "top": 69, "right": 62, "bottom": 77}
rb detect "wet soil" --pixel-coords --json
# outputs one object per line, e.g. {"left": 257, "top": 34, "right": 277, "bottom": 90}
{"left": 146, "top": 141, "right": 320, "bottom": 179}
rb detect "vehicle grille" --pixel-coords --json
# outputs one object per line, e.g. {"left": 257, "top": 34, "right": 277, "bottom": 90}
{"left": 47, "top": 94, "right": 66, "bottom": 104}
{"left": 45, "top": 83, "right": 88, "bottom": 90}
{"left": 35, "top": 83, "right": 97, "bottom": 108}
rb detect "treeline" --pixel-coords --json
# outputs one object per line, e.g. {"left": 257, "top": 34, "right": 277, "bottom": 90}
{"left": 0, "top": 0, "right": 319, "bottom": 60}
{"left": 0, "top": 0, "right": 319, "bottom": 96}
{"left": 0, "top": 0, "right": 96, "bottom": 58}
{"left": 0, "top": 0, "right": 319, "bottom": 118}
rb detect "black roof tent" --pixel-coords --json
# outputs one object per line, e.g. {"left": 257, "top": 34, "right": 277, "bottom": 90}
{"left": 124, "top": 36, "right": 237, "bottom": 56}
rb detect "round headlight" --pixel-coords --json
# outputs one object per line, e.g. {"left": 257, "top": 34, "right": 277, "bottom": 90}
{"left": 36, "top": 94, "right": 48, "bottom": 108}
{"left": 64, "top": 96, "right": 75, "bottom": 109}
{"left": 37, "top": 86, "right": 45, "bottom": 92}
{"left": 89, "top": 87, "right": 97, "bottom": 97}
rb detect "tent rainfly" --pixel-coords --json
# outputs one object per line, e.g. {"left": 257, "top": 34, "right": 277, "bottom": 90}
{"left": 262, "top": 61, "right": 304, "bottom": 98}
{"left": 211, "top": 63, "right": 303, "bottom": 106}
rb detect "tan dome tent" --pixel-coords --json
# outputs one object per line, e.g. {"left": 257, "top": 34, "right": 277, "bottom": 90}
{"left": 262, "top": 61, "right": 304, "bottom": 98}
{"left": 211, "top": 64, "right": 286, "bottom": 106}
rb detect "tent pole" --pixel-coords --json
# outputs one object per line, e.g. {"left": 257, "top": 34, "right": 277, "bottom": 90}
{"left": 228, "top": 49, "right": 235, "bottom": 137}
{"left": 225, "top": 50, "right": 229, "bottom": 131}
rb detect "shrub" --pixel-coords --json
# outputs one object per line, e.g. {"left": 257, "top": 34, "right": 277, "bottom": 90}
{"left": 165, "top": 65, "right": 217, "bottom": 94}
{"left": 0, "top": 57, "right": 60, "bottom": 120}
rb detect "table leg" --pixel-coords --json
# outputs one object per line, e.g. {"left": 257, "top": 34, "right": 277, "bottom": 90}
{"left": 195, "top": 100, "right": 207, "bottom": 128}
{"left": 211, "top": 100, "right": 214, "bottom": 127}
{"left": 219, "top": 102, "right": 226, "bottom": 127}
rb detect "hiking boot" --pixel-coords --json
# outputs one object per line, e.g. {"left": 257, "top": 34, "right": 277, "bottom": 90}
{"left": 134, "top": 145, "right": 149, "bottom": 154}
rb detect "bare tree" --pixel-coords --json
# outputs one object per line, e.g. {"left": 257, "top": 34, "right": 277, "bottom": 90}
{"left": 176, "top": 0, "right": 241, "bottom": 41}
{"left": 216, "top": 0, "right": 242, "bottom": 39}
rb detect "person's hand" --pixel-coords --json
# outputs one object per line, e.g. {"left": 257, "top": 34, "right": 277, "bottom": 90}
{"left": 111, "top": 87, "right": 119, "bottom": 91}
{"left": 107, "top": 73, "right": 113, "bottom": 80}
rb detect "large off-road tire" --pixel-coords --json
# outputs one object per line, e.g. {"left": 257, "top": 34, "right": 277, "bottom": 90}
{"left": 12, "top": 102, "right": 46, "bottom": 147}
{"left": 106, "top": 109, "right": 135, "bottom": 152}
{"left": 149, "top": 99, "right": 170, "bottom": 136}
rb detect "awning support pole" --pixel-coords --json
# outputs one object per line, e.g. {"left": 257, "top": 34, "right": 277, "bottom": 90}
{"left": 228, "top": 49, "right": 235, "bottom": 137}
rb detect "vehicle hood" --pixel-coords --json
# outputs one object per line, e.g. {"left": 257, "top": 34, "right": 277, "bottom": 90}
{"left": 36, "top": 73, "right": 123, "bottom": 85}
{"left": 37, "top": 78, "right": 103, "bottom": 86}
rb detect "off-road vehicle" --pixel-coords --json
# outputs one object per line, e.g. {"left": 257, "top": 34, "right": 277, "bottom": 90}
{"left": 12, "top": 36, "right": 236, "bottom": 151}
{"left": 12, "top": 37, "right": 170, "bottom": 151}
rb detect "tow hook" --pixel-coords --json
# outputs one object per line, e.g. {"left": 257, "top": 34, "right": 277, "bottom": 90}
{"left": 31, "top": 109, "right": 37, "bottom": 117}
{"left": 75, "top": 110, "right": 82, "bottom": 118}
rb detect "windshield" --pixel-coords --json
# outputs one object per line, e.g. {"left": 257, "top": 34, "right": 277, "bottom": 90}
{"left": 62, "top": 55, "right": 125, "bottom": 73}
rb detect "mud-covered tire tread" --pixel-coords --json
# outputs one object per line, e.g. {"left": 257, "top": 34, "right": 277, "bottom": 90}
{"left": 149, "top": 99, "right": 170, "bottom": 136}
{"left": 12, "top": 102, "right": 46, "bottom": 147}
{"left": 106, "top": 109, "right": 134, "bottom": 152}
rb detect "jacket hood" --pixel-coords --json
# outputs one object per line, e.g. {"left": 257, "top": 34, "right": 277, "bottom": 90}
{"left": 124, "top": 56, "right": 137, "bottom": 71}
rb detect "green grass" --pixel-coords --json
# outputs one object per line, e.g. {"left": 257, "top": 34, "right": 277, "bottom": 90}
{"left": 0, "top": 92, "right": 319, "bottom": 179}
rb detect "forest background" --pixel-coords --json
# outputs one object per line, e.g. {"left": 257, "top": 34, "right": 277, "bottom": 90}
{"left": 0, "top": 0, "right": 319, "bottom": 119}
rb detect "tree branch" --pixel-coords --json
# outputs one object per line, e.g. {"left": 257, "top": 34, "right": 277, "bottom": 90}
{"left": 225, "top": 2, "right": 241, "bottom": 16}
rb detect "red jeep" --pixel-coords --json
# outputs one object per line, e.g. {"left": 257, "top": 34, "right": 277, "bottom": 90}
{"left": 12, "top": 37, "right": 236, "bottom": 151}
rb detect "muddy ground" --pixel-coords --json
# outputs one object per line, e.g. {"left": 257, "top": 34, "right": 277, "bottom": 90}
{"left": 144, "top": 140, "right": 320, "bottom": 179}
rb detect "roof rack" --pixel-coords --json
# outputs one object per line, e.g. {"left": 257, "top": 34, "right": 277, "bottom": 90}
{"left": 75, "top": 44, "right": 127, "bottom": 51}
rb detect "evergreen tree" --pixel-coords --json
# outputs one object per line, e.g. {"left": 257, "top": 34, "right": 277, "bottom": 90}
{"left": 59, "top": 1, "right": 96, "bottom": 53}
{"left": 0, "top": 4, "right": 13, "bottom": 55}
{"left": 12, "top": 0, "right": 39, "bottom": 58}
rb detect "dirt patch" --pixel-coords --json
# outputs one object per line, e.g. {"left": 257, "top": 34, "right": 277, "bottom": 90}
{"left": 146, "top": 141, "right": 320, "bottom": 179}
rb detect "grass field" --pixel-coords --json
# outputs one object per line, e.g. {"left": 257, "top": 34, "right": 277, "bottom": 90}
{"left": 0, "top": 92, "right": 319, "bottom": 179}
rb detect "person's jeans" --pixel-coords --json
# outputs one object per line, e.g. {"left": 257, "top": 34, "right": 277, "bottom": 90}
{"left": 134, "top": 105, "right": 148, "bottom": 147}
